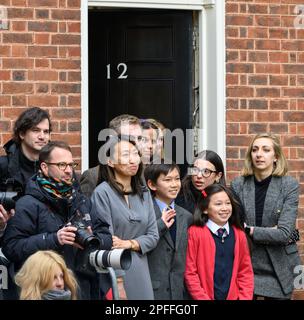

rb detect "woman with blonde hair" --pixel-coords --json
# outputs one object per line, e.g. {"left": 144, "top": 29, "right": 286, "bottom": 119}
{"left": 231, "top": 133, "right": 301, "bottom": 299}
{"left": 15, "top": 250, "right": 78, "bottom": 300}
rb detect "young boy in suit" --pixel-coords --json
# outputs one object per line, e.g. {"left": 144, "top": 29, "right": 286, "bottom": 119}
{"left": 144, "top": 161, "right": 192, "bottom": 300}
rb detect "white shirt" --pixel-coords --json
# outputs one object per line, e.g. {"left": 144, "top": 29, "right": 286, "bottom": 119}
{"left": 206, "top": 219, "right": 230, "bottom": 238}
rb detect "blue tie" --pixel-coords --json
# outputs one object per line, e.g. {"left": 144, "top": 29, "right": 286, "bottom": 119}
{"left": 217, "top": 228, "right": 225, "bottom": 243}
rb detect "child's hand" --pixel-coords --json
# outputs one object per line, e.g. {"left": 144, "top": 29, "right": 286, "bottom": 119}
{"left": 161, "top": 207, "right": 176, "bottom": 229}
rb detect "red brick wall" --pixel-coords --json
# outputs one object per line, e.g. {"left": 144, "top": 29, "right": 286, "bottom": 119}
{"left": 0, "top": 0, "right": 303, "bottom": 299}
{"left": 0, "top": 0, "right": 81, "bottom": 165}
{"left": 226, "top": 0, "right": 304, "bottom": 299}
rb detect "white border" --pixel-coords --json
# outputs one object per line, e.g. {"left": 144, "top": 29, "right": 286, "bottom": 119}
{"left": 81, "top": 0, "right": 226, "bottom": 170}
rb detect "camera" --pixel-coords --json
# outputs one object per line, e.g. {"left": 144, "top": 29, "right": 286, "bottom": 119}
{"left": 0, "top": 191, "right": 19, "bottom": 211}
{"left": 70, "top": 207, "right": 132, "bottom": 277}
{"left": 76, "top": 246, "right": 132, "bottom": 277}
{"left": 67, "top": 209, "right": 100, "bottom": 248}
{"left": 89, "top": 248, "right": 132, "bottom": 272}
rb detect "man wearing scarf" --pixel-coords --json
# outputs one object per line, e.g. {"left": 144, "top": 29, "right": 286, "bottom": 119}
{"left": 2, "top": 141, "right": 112, "bottom": 300}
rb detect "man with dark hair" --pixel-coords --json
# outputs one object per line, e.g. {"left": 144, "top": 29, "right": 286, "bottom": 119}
{"left": 0, "top": 107, "right": 52, "bottom": 299}
{"left": 0, "top": 107, "right": 51, "bottom": 228}
{"left": 2, "top": 141, "right": 112, "bottom": 299}
{"left": 0, "top": 107, "right": 52, "bottom": 187}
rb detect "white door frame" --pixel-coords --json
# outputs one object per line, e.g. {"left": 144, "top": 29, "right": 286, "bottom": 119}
{"left": 81, "top": 0, "right": 225, "bottom": 170}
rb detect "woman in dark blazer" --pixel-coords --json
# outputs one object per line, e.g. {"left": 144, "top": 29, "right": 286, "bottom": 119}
{"left": 231, "top": 133, "right": 301, "bottom": 299}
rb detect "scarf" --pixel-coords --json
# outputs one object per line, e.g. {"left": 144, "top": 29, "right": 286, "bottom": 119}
{"left": 42, "top": 289, "right": 72, "bottom": 300}
{"left": 37, "top": 172, "right": 74, "bottom": 200}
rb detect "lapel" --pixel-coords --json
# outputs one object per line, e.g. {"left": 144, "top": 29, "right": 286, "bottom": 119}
{"left": 174, "top": 206, "right": 183, "bottom": 251}
{"left": 242, "top": 176, "right": 256, "bottom": 226}
{"left": 262, "top": 176, "right": 281, "bottom": 226}
{"left": 153, "top": 200, "right": 175, "bottom": 249}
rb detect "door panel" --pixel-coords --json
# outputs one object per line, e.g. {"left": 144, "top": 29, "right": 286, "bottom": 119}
{"left": 89, "top": 10, "right": 193, "bottom": 168}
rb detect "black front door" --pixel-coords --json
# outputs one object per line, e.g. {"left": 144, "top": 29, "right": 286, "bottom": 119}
{"left": 89, "top": 9, "right": 193, "bottom": 168}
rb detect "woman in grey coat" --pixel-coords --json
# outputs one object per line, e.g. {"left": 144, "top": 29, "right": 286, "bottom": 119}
{"left": 91, "top": 135, "right": 159, "bottom": 300}
{"left": 231, "top": 133, "right": 301, "bottom": 299}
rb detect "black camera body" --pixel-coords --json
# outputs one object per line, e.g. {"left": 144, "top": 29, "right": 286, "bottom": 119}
{"left": 68, "top": 209, "right": 100, "bottom": 249}
{"left": 69, "top": 209, "right": 132, "bottom": 278}
{"left": 0, "top": 191, "right": 19, "bottom": 211}
{"left": 0, "top": 178, "right": 23, "bottom": 211}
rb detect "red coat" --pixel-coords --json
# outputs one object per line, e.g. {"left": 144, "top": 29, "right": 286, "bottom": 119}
{"left": 184, "top": 225, "right": 254, "bottom": 300}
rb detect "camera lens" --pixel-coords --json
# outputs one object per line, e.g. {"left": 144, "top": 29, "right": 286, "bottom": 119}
{"left": 90, "top": 248, "right": 132, "bottom": 270}
{"left": 75, "top": 228, "right": 100, "bottom": 248}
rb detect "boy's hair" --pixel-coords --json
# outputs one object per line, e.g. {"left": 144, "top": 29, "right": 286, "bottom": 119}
{"left": 13, "top": 107, "right": 52, "bottom": 145}
{"left": 193, "top": 184, "right": 243, "bottom": 229}
{"left": 144, "top": 161, "right": 180, "bottom": 195}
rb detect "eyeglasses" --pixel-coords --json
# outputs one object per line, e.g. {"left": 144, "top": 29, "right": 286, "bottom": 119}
{"left": 189, "top": 167, "right": 217, "bottom": 178}
{"left": 46, "top": 162, "right": 78, "bottom": 171}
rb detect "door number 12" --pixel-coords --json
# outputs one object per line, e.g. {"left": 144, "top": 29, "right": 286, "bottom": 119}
{"left": 106, "top": 63, "right": 128, "bottom": 79}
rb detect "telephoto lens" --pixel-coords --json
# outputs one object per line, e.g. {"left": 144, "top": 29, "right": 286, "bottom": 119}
{"left": 89, "top": 248, "right": 132, "bottom": 271}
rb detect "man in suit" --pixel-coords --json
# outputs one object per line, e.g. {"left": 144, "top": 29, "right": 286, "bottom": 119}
{"left": 145, "top": 161, "right": 192, "bottom": 300}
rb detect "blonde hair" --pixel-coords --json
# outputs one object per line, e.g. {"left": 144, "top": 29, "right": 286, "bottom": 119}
{"left": 145, "top": 118, "right": 165, "bottom": 132}
{"left": 242, "top": 133, "right": 288, "bottom": 177}
{"left": 15, "top": 251, "right": 78, "bottom": 300}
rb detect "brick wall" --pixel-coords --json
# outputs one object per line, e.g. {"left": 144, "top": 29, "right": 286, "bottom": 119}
{"left": 0, "top": 0, "right": 81, "bottom": 166}
{"left": 226, "top": 0, "right": 304, "bottom": 299}
{"left": 0, "top": 0, "right": 303, "bottom": 299}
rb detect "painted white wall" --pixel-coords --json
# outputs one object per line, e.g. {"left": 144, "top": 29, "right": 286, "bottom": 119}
{"left": 81, "top": 0, "right": 225, "bottom": 170}
{"left": 89, "top": 0, "right": 214, "bottom": 10}
{"left": 199, "top": 0, "right": 226, "bottom": 163}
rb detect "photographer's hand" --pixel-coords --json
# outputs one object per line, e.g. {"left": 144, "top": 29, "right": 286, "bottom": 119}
{"left": 57, "top": 225, "right": 78, "bottom": 246}
{"left": 0, "top": 205, "right": 14, "bottom": 231}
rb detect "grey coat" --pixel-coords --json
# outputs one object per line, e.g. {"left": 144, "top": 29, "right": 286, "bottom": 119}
{"left": 231, "top": 175, "right": 301, "bottom": 298}
{"left": 91, "top": 182, "right": 159, "bottom": 300}
{"left": 148, "top": 200, "right": 192, "bottom": 300}
{"left": 80, "top": 165, "right": 100, "bottom": 198}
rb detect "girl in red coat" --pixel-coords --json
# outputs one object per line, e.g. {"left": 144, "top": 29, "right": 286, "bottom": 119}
{"left": 185, "top": 184, "right": 254, "bottom": 300}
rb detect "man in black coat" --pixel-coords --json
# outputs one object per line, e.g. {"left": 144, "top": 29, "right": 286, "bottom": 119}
{"left": 0, "top": 107, "right": 52, "bottom": 299}
{"left": 2, "top": 141, "right": 112, "bottom": 299}
{"left": 0, "top": 107, "right": 52, "bottom": 235}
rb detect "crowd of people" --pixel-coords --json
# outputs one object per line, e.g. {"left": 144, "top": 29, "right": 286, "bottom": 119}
{"left": 0, "top": 107, "right": 301, "bottom": 300}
